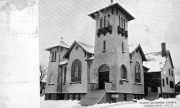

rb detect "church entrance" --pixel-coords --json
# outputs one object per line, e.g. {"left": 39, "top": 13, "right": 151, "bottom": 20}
{"left": 98, "top": 64, "right": 109, "bottom": 89}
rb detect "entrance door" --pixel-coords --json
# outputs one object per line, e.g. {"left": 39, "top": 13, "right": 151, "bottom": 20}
{"left": 98, "top": 64, "right": 110, "bottom": 89}
{"left": 99, "top": 71, "right": 109, "bottom": 89}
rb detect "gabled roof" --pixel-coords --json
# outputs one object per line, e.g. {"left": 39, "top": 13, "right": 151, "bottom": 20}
{"left": 143, "top": 50, "right": 174, "bottom": 72}
{"left": 59, "top": 59, "right": 68, "bottom": 65}
{"left": 45, "top": 40, "right": 69, "bottom": 51}
{"left": 176, "top": 81, "right": 180, "bottom": 86}
{"left": 129, "top": 44, "right": 147, "bottom": 61}
{"left": 64, "top": 40, "right": 94, "bottom": 58}
{"left": 89, "top": 3, "right": 135, "bottom": 21}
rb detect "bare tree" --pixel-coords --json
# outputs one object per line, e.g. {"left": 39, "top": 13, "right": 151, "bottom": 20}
{"left": 40, "top": 63, "right": 47, "bottom": 94}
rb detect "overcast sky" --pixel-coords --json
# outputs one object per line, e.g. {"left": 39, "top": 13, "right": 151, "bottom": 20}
{"left": 39, "top": 0, "right": 180, "bottom": 73}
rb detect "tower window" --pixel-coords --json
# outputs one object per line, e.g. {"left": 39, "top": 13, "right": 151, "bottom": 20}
{"left": 121, "top": 65, "right": 127, "bottom": 79}
{"left": 107, "top": 14, "right": 110, "bottom": 26}
{"left": 49, "top": 73, "right": 54, "bottom": 84}
{"left": 124, "top": 19, "right": 126, "bottom": 30}
{"left": 104, "top": 16, "right": 106, "bottom": 27}
{"left": 116, "top": 8, "right": 118, "bottom": 15}
{"left": 100, "top": 18, "right": 103, "bottom": 29}
{"left": 51, "top": 51, "right": 56, "bottom": 62}
{"left": 119, "top": 16, "right": 120, "bottom": 26}
{"left": 121, "top": 17, "right": 123, "bottom": 29}
{"left": 54, "top": 51, "right": 56, "bottom": 61}
{"left": 103, "top": 41, "right": 106, "bottom": 51}
{"left": 122, "top": 42, "right": 124, "bottom": 53}
{"left": 52, "top": 51, "right": 54, "bottom": 62}
{"left": 64, "top": 67, "right": 67, "bottom": 84}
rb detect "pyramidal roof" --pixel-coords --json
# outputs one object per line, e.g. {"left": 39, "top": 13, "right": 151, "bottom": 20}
{"left": 45, "top": 40, "right": 69, "bottom": 51}
{"left": 59, "top": 40, "right": 69, "bottom": 48}
{"left": 89, "top": 3, "right": 134, "bottom": 21}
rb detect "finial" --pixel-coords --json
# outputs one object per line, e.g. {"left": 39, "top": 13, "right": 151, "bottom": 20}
{"left": 111, "top": 0, "right": 113, "bottom": 4}
{"left": 61, "top": 37, "right": 63, "bottom": 42}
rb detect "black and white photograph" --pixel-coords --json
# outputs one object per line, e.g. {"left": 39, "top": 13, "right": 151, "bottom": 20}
{"left": 0, "top": 0, "right": 180, "bottom": 108}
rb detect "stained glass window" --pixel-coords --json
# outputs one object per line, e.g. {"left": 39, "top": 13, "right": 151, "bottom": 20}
{"left": 135, "top": 62, "right": 141, "bottom": 83}
{"left": 71, "top": 59, "right": 81, "bottom": 82}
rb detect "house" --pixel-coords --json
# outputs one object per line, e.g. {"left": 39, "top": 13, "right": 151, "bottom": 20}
{"left": 44, "top": 2, "right": 175, "bottom": 105}
{"left": 143, "top": 43, "right": 175, "bottom": 100}
{"left": 175, "top": 81, "right": 180, "bottom": 95}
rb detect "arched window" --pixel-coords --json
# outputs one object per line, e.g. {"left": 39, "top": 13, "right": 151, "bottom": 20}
{"left": 107, "top": 14, "right": 110, "bottom": 26}
{"left": 104, "top": 16, "right": 106, "bottom": 27}
{"left": 99, "top": 64, "right": 109, "bottom": 72}
{"left": 49, "top": 73, "right": 54, "bottom": 84}
{"left": 121, "top": 65, "right": 127, "bottom": 79}
{"left": 71, "top": 59, "right": 82, "bottom": 82}
{"left": 135, "top": 61, "right": 141, "bottom": 83}
{"left": 100, "top": 17, "right": 103, "bottom": 29}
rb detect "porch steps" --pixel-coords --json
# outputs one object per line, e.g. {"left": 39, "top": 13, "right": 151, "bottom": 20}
{"left": 79, "top": 90, "right": 105, "bottom": 106}
{"left": 145, "top": 92, "right": 158, "bottom": 101}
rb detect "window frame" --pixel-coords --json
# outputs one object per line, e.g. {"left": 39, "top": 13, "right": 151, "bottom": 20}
{"left": 49, "top": 73, "right": 54, "bottom": 84}
{"left": 107, "top": 14, "right": 110, "bottom": 26}
{"left": 121, "top": 65, "right": 127, "bottom": 80}
{"left": 100, "top": 17, "right": 103, "bottom": 29}
{"left": 104, "top": 16, "right": 106, "bottom": 27}
{"left": 64, "top": 67, "right": 67, "bottom": 85}
{"left": 166, "top": 77, "right": 168, "bottom": 85}
{"left": 135, "top": 61, "right": 141, "bottom": 83}
{"left": 122, "top": 42, "right": 125, "bottom": 53}
{"left": 103, "top": 40, "right": 106, "bottom": 51}
{"left": 162, "top": 79, "right": 165, "bottom": 87}
{"left": 71, "top": 59, "right": 82, "bottom": 82}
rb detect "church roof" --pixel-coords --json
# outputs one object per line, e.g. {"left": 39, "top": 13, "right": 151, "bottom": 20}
{"left": 129, "top": 44, "right": 147, "bottom": 61}
{"left": 89, "top": 3, "right": 135, "bottom": 21}
{"left": 143, "top": 51, "right": 167, "bottom": 72}
{"left": 144, "top": 50, "right": 174, "bottom": 72}
{"left": 64, "top": 40, "right": 94, "bottom": 58}
{"left": 59, "top": 59, "right": 68, "bottom": 65}
{"left": 45, "top": 40, "right": 69, "bottom": 51}
{"left": 78, "top": 41, "right": 94, "bottom": 54}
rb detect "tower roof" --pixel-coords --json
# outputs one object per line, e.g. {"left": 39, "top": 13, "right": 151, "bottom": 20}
{"left": 45, "top": 40, "right": 69, "bottom": 51}
{"left": 89, "top": 3, "right": 135, "bottom": 21}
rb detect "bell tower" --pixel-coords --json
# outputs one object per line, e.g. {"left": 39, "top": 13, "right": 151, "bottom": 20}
{"left": 89, "top": 3, "right": 134, "bottom": 92}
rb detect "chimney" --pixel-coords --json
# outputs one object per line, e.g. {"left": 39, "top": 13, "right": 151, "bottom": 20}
{"left": 161, "top": 42, "right": 166, "bottom": 57}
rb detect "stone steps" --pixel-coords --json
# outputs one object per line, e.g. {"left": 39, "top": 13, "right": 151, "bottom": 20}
{"left": 79, "top": 90, "right": 105, "bottom": 106}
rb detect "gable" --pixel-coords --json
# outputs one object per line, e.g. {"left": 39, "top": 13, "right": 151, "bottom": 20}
{"left": 64, "top": 41, "right": 93, "bottom": 59}
{"left": 129, "top": 44, "right": 147, "bottom": 61}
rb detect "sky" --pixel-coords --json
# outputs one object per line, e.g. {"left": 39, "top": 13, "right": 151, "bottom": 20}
{"left": 39, "top": 0, "right": 180, "bottom": 72}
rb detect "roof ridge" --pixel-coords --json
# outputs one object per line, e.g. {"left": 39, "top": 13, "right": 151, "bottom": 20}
{"left": 77, "top": 41, "right": 93, "bottom": 47}
{"left": 145, "top": 51, "right": 162, "bottom": 55}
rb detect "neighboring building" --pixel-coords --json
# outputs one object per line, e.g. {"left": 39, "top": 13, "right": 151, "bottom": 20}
{"left": 175, "top": 81, "right": 180, "bottom": 95}
{"left": 144, "top": 43, "right": 175, "bottom": 100}
{"left": 44, "top": 3, "right": 175, "bottom": 105}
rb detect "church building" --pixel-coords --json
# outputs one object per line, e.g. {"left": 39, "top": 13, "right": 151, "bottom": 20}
{"left": 44, "top": 3, "right": 175, "bottom": 105}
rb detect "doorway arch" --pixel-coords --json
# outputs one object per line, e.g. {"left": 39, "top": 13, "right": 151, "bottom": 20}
{"left": 98, "top": 64, "right": 109, "bottom": 89}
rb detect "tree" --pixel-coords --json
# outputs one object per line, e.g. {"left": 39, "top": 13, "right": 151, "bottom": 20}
{"left": 39, "top": 63, "right": 47, "bottom": 94}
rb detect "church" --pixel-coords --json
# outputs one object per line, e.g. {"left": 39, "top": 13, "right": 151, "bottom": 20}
{"left": 44, "top": 3, "right": 175, "bottom": 105}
